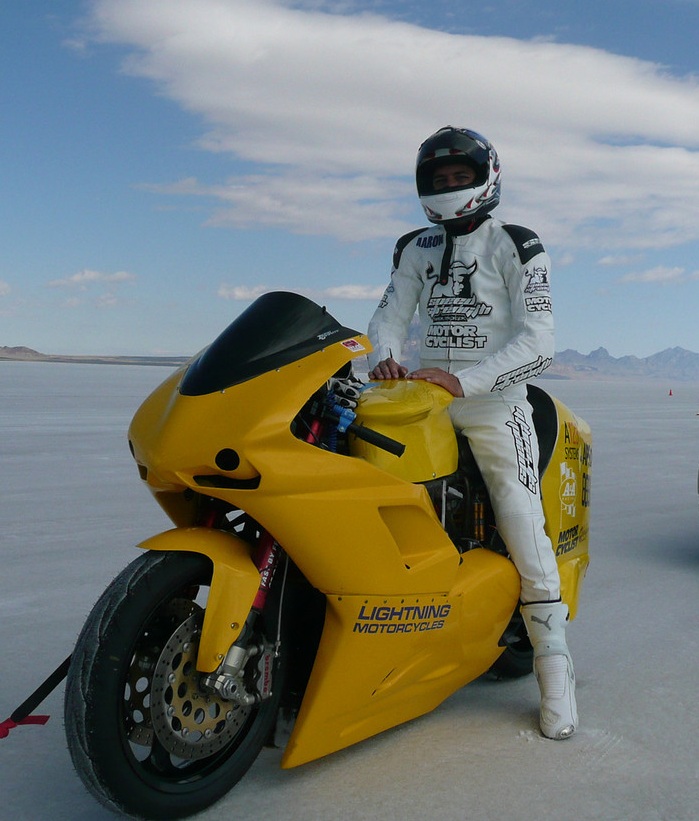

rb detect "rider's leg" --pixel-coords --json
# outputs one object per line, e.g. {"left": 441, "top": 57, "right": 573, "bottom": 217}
{"left": 521, "top": 600, "right": 578, "bottom": 739}
{"left": 449, "top": 389, "right": 577, "bottom": 739}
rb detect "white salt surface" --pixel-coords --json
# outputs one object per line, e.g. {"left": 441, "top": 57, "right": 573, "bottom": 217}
{"left": 1, "top": 362, "right": 698, "bottom": 820}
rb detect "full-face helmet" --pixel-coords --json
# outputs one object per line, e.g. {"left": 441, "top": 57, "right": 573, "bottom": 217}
{"left": 416, "top": 126, "right": 501, "bottom": 226}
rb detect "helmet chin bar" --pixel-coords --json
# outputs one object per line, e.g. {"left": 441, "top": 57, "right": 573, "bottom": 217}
{"left": 420, "top": 188, "right": 490, "bottom": 224}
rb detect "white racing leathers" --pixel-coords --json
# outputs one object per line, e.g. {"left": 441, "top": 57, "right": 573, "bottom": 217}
{"left": 367, "top": 217, "right": 559, "bottom": 602}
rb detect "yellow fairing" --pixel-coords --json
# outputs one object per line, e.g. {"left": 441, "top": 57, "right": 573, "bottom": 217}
{"left": 136, "top": 528, "right": 261, "bottom": 673}
{"left": 282, "top": 546, "right": 520, "bottom": 767}
{"left": 540, "top": 396, "right": 592, "bottom": 620}
{"left": 128, "top": 339, "right": 519, "bottom": 766}
{"left": 350, "top": 380, "right": 458, "bottom": 481}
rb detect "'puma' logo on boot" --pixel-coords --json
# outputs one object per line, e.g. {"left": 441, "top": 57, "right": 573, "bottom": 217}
{"left": 530, "top": 614, "right": 553, "bottom": 631}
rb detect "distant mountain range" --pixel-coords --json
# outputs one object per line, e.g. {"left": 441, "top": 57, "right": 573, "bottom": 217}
{"left": 4, "top": 343, "right": 699, "bottom": 381}
{"left": 0, "top": 346, "right": 188, "bottom": 368}
{"left": 545, "top": 346, "right": 699, "bottom": 382}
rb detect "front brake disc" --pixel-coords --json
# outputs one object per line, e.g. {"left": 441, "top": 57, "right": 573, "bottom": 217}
{"left": 150, "top": 613, "right": 252, "bottom": 760}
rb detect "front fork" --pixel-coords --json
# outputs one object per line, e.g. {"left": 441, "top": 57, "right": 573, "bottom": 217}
{"left": 199, "top": 409, "right": 329, "bottom": 703}
{"left": 201, "top": 529, "right": 285, "bottom": 706}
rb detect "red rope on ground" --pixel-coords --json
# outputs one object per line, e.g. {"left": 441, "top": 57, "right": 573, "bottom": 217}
{"left": 0, "top": 715, "right": 50, "bottom": 739}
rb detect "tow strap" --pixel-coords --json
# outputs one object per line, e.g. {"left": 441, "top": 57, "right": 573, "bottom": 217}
{"left": 0, "top": 655, "right": 71, "bottom": 739}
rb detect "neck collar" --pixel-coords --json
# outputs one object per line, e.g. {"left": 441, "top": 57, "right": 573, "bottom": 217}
{"left": 444, "top": 214, "right": 490, "bottom": 236}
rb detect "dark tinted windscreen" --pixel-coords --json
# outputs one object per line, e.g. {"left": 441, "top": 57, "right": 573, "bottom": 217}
{"left": 180, "top": 291, "right": 359, "bottom": 395}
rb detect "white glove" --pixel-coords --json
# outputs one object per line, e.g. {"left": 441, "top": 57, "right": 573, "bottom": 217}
{"left": 327, "top": 374, "right": 364, "bottom": 409}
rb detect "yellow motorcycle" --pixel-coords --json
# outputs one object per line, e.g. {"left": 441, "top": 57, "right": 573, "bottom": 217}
{"left": 64, "top": 291, "right": 591, "bottom": 819}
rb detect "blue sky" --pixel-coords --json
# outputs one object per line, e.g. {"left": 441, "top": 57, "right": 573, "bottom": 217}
{"left": 3, "top": 0, "right": 699, "bottom": 358}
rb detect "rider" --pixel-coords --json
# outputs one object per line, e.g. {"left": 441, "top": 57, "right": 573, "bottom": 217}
{"left": 367, "top": 126, "right": 578, "bottom": 740}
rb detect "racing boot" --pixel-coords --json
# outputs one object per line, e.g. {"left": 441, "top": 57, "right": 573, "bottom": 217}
{"left": 521, "top": 600, "right": 578, "bottom": 740}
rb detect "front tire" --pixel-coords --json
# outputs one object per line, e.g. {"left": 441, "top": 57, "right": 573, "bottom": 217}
{"left": 65, "top": 550, "right": 283, "bottom": 819}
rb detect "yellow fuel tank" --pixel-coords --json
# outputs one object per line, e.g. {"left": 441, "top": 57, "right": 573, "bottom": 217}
{"left": 349, "top": 380, "right": 458, "bottom": 482}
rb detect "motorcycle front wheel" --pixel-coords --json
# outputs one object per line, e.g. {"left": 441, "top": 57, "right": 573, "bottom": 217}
{"left": 65, "top": 550, "right": 284, "bottom": 820}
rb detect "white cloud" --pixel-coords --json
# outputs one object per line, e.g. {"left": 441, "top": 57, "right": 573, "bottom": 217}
{"left": 598, "top": 254, "right": 644, "bottom": 267}
{"left": 146, "top": 174, "right": 414, "bottom": 240}
{"left": 88, "top": 0, "right": 699, "bottom": 251}
{"left": 620, "top": 266, "right": 686, "bottom": 284}
{"left": 48, "top": 269, "right": 137, "bottom": 289}
{"left": 95, "top": 292, "right": 120, "bottom": 308}
{"left": 324, "top": 284, "right": 385, "bottom": 299}
{"left": 218, "top": 282, "right": 384, "bottom": 300}
{"left": 0, "top": 280, "right": 11, "bottom": 297}
{"left": 217, "top": 284, "right": 270, "bottom": 300}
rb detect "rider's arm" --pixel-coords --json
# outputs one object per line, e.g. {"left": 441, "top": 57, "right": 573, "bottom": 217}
{"left": 454, "top": 230, "right": 555, "bottom": 397}
{"left": 367, "top": 233, "right": 425, "bottom": 372}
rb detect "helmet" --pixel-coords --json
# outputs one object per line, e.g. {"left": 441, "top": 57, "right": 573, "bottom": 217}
{"left": 416, "top": 126, "right": 501, "bottom": 226}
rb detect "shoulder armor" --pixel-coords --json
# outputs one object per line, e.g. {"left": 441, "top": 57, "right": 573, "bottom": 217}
{"left": 502, "top": 224, "right": 545, "bottom": 265}
{"left": 393, "top": 227, "right": 431, "bottom": 268}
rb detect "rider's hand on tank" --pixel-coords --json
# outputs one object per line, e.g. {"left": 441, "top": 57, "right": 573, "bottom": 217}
{"left": 407, "top": 368, "right": 464, "bottom": 397}
{"left": 328, "top": 375, "right": 364, "bottom": 409}
{"left": 369, "top": 358, "right": 409, "bottom": 380}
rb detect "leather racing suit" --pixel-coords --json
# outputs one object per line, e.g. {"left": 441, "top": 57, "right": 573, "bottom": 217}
{"left": 367, "top": 216, "right": 559, "bottom": 602}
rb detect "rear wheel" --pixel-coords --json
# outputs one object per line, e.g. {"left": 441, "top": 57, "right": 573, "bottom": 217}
{"left": 65, "top": 550, "right": 283, "bottom": 819}
{"left": 489, "top": 608, "right": 533, "bottom": 679}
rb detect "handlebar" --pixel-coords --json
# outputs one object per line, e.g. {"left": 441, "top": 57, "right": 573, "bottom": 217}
{"left": 325, "top": 397, "right": 405, "bottom": 458}
{"left": 347, "top": 421, "right": 406, "bottom": 458}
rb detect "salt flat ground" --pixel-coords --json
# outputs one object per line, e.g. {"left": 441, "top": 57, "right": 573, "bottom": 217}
{"left": 1, "top": 362, "right": 698, "bottom": 821}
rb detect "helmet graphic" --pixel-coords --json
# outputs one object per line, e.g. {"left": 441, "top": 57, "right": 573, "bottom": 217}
{"left": 416, "top": 126, "right": 501, "bottom": 225}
